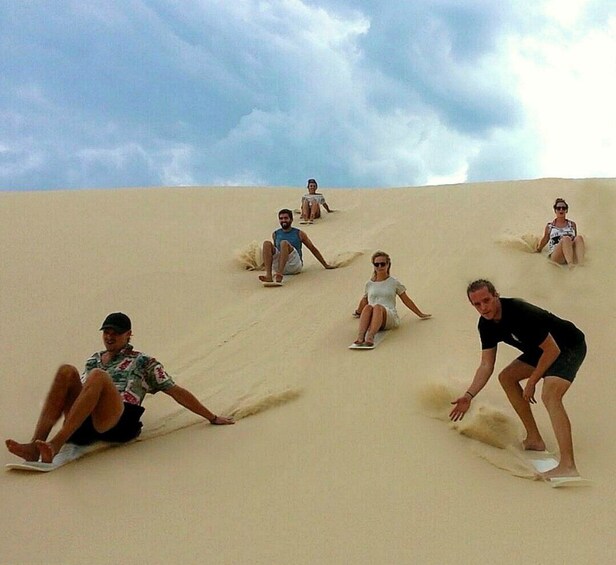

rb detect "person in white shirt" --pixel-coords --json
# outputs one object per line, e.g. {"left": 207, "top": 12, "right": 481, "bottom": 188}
{"left": 300, "top": 179, "right": 332, "bottom": 223}
{"left": 353, "top": 251, "right": 431, "bottom": 346}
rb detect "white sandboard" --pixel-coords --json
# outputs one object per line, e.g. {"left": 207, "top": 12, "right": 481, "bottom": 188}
{"left": 262, "top": 280, "right": 283, "bottom": 287}
{"left": 525, "top": 453, "right": 591, "bottom": 488}
{"left": 6, "top": 443, "right": 93, "bottom": 472}
{"left": 348, "top": 331, "right": 386, "bottom": 350}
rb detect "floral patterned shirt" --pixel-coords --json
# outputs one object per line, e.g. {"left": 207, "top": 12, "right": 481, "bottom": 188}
{"left": 82, "top": 345, "right": 175, "bottom": 405}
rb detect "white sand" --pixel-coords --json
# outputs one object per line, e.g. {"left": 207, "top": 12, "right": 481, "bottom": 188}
{"left": 1, "top": 179, "right": 615, "bottom": 563}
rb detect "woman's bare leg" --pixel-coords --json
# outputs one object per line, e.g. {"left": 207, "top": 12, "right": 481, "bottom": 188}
{"left": 356, "top": 305, "right": 373, "bottom": 343}
{"left": 365, "top": 305, "right": 387, "bottom": 345}
{"left": 573, "top": 235, "right": 585, "bottom": 264}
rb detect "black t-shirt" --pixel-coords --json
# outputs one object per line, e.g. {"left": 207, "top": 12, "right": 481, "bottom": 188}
{"left": 478, "top": 298, "right": 584, "bottom": 354}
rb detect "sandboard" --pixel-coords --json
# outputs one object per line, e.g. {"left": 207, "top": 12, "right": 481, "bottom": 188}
{"left": 259, "top": 274, "right": 284, "bottom": 287}
{"left": 348, "top": 331, "right": 386, "bottom": 350}
{"left": 5, "top": 443, "right": 91, "bottom": 473}
{"left": 299, "top": 220, "right": 313, "bottom": 225}
{"left": 523, "top": 452, "right": 591, "bottom": 488}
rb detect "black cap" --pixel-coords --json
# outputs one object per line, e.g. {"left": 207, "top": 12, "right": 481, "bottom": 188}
{"left": 99, "top": 312, "right": 132, "bottom": 333}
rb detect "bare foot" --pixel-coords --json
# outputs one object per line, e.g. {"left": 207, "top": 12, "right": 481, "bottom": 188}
{"left": 211, "top": 415, "right": 235, "bottom": 425}
{"left": 35, "top": 440, "right": 56, "bottom": 464}
{"left": 6, "top": 439, "right": 40, "bottom": 461}
{"left": 274, "top": 273, "right": 283, "bottom": 283}
{"left": 541, "top": 464, "right": 579, "bottom": 480}
{"left": 523, "top": 437, "right": 546, "bottom": 451}
{"left": 259, "top": 275, "right": 273, "bottom": 283}
{"left": 354, "top": 338, "right": 365, "bottom": 345}
{"left": 364, "top": 333, "right": 375, "bottom": 347}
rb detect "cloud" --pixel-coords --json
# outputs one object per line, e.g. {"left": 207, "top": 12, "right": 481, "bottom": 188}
{"left": 0, "top": 0, "right": 614, "bottom": 190}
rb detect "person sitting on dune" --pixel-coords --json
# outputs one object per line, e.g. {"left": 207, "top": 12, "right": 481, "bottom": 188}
{"left": 450, "top": 279, "right": 587, "bottom": 480}
{"left": 300, "top": 179, "right": 332, "bottom": 224}
{"left": 259, "top": 208, "right": 336, "bottom": 284}
{"left": 536, "top": 198, "right": 585, "bottom": 266}
{"left": 352, "top": 251, "right": 431, "bottom": 346}
{"left": 6, "top": 312, "right": 233, "bottom": 464}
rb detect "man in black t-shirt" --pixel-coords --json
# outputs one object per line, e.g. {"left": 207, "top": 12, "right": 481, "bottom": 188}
{"left": 450, "top": 280, "right": 586, "bottom": 480}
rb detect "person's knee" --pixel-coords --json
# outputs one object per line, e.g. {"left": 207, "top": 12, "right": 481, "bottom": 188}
{"left": 83, "top": 369, "right": 113, "bottom": 389}
{"left": 498, "top": 369, "right": 515, "bottom": 388}
{"left": 280, "top": 241, "right": 293, "bottom": 251}
{"left": 561, "top": 236, "right": 573, "bottom": 244}
{"left": 541, "top": 386, "right": 562, "bottom": 409}
{"left": 55, "top": 364, "right": 80, "bottom": 385}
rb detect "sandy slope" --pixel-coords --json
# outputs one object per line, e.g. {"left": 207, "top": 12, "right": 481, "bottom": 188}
{"left": 1, "top": 179, "right": 615, "bottom": 564}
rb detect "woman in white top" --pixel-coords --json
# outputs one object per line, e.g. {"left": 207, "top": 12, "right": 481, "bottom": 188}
{"left": 353, "top": 251, "right": 430, "bottom": 346}
{"left": 300, "top": 179, "right": 332, "bottom": 223}
{"left": 536, "top": 198, "right": 585, "bottom": 266}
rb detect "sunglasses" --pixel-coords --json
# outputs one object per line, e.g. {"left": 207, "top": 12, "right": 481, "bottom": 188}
{"left": 373, "top": 262, "right": 388, "bottom": 267}
{"left": 554, "top": 206, "right": 568, "bottom": 211}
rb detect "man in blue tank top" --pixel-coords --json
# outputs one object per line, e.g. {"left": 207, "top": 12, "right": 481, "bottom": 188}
{"left": 259, "top": 209, "right": 336, "bottom": 284}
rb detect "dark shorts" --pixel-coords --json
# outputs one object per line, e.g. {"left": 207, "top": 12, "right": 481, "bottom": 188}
{"left": 517, "top": 340, "right": 587, "bottom": 383}
{"left": 68, "top": 403, "right": 145, "bottom": 446}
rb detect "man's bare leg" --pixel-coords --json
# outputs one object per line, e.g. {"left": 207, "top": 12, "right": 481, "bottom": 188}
{"left": 498, "top": 360, "right": 546, "bottom": 451}
{"left": 6, "top": 364, "right": 82, "bottom": 461}
{"left": 36, "top": 369, "right": 124, "bottom": 463}
{"left": 273, "top": 241, "right": 292, "bottom": 281}
{"left": 259, "top": 241, "right": 275, "bottom": 282}
{"left": 541, "top": 376, "right": 578, "bottom": 478}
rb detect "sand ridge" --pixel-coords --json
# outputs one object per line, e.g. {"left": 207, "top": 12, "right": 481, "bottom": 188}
{"left": 1, "top": 179, "right": 615, "bottom": 563}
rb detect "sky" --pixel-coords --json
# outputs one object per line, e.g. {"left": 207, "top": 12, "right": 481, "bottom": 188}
{"left": 1, "top": 0, "right": 615, "bottom": 191}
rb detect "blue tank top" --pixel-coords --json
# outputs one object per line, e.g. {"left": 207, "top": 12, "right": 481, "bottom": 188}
{"left": 274, "top": 228, "right": 303, "bottom": 260}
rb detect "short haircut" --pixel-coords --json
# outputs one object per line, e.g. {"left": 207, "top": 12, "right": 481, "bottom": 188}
{"left": 466, "top": 279, "right": 497, "bottom": 299}
{"left": 278, "top": 208, "right": 293, "bottom": 219}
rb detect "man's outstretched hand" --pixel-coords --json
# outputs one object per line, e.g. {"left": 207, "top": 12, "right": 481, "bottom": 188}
{"left": 449, "top": 396, "right": 471, "bottom": 422}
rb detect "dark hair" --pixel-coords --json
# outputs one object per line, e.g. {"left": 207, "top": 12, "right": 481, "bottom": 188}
{"left": 553, "top": 198, "right": 568, "bottom": 209}
{"left": 278, "top": 208, "right": 293, "bottom": 220}
{"left": 466, "top": 279, "right": 497, "bottom": 299}
{"left": 307, "top": 179, "right": 318, "bottom": 188}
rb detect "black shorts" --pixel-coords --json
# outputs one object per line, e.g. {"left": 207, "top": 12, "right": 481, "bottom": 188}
{"left": 517, "top": 340, "right": 587, "bottom": 383}
{"left": 68, "top": 403, "right": 144, "bottom": 446}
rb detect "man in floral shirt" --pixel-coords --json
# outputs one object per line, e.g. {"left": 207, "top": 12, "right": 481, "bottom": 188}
{"left": 6, "top": 312, "right": 233, "bottom": 463}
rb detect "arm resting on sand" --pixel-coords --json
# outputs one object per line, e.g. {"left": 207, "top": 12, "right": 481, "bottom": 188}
{"left": 163, "top": 385, "right": 234, "bottom": 425}
{"left": 354, "top": 295, "right": 368, "bottom": 316}
{"left": 536, "top": 224, "right": 550, "bottom": 252}
{"left": 399, "top": 292, "right": 431, "bottom": 318}
{"left": 300, "top": 231, "right": 335, "bottom": 268}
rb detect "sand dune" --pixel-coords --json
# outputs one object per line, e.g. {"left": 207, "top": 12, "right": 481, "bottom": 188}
{"left": 1, "top": 179, "right": 615, "bottom": 564}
